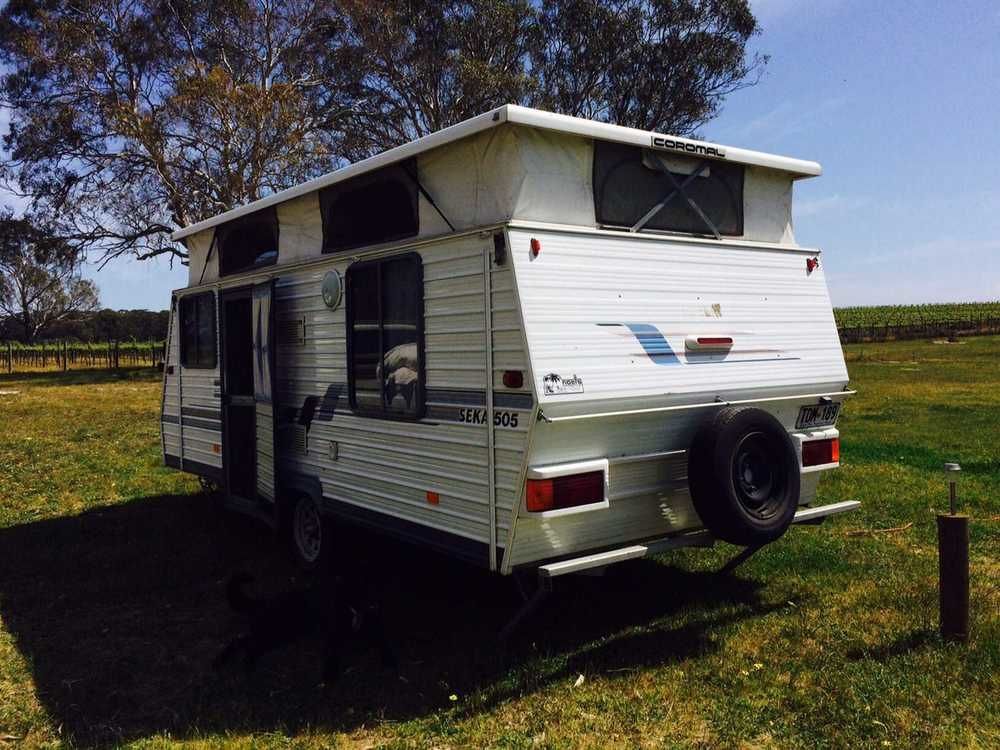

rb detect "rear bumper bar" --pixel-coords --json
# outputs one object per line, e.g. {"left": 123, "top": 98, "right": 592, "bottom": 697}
{"left": 791, "top": 499, "right": 860, "bottom": 524}
{"left": 538, "top": 500, "right": 861, "bottom": 579}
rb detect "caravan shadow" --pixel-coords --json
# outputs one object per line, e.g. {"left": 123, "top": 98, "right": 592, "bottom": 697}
{"left": 0, "top": 492, "right": 769, "bottom": 747}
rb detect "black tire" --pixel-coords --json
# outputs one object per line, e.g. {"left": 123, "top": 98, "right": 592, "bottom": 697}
{"left": 687, "top": 406, "right": 800, "bottom": 546}
{"left": 283, "top": 493, "right": 331, "bottom": 570}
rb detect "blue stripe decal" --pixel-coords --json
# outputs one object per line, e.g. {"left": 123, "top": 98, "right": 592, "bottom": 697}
{"left": 624, "top": 323, "right": 681, "bottom": 366}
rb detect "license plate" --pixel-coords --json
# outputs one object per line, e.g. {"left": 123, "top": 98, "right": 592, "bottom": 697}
{"left": 796, "top": 402, "right": 841, "bottom": 429}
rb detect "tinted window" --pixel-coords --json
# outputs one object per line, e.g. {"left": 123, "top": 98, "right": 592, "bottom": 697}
{"left": 593, "top": 141, "right": 744, "bottom": 236}
{"left": 347, "top": 255, "right": 423, "bottom": 418}
{"left": 321, "top": 161, "right": 419, "bottom": 253}
{"left": 349, "top": 263, "right": 382, "bottom": 411}
{"left": 217, "top": 208, "right": 279, "bottom": 276}
{"left": 179, "top": 292, "right": 217, "bottom": 369}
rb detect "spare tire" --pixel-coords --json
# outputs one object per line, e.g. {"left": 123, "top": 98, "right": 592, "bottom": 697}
{"left": 687, "top": 406, "right": 800, "bottom": 546}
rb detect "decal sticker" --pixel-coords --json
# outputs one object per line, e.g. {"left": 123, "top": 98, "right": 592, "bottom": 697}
{"left": 598, "top": 323, "right": 680, "bottom": 366}
{"left": 542, "top": 373, "right": 584, "bottom": 396}
{"left": 598, "top": 323, "right": 797, "bottom": 366}
{"left": 293, "top": 387, "right": 531, "bottom": 427}
{"left": 457, "top": 408, "right": 520, "bottom": 427}
{"left": 650, "top": 135, "right": 726, "bottom": 159}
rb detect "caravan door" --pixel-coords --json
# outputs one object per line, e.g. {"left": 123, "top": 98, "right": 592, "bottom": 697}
{"left": 251, "top": 281, "right": 277, "bottom": 503}
{"left": 220, "top": 282, "right": 277, "bottom": 505}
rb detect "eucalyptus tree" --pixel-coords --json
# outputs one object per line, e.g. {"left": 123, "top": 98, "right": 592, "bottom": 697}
{"left": 0, "top": 0, "right": 363, "bottom": 264}
{"left": 1, "top": 0, "right": 763, "bottom": 264}
{"left": 0, "top": 208, "right": 99, "bottom": 341}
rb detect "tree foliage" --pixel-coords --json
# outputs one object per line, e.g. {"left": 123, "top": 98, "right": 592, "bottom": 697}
{"left": 1, "top": 0, "right": 764, "bottom": 264}
{"left": 0, "top": 0, "right": 360, "bottom": 263}
{"left": 0, "top": 207, "right": 100, "bottom": 341}
{"left": 339, "top": 0, "right": 541, "bottom": 158}
{"left": 0, "top": 306, "right": 170, "bottom": 341}
{"left": 531, "top": 0, "right": 766, "bottom": 134}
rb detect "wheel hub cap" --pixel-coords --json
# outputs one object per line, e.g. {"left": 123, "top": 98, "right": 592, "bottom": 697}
{"left": 293, "top": 500, "right": 322, "bottom": 562}
{"left": 732, "top": 432, "right": 782, "bottom": 520}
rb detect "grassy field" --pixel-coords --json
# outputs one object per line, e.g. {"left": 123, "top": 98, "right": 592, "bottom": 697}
{"left": 0, "top": 339, "right": 997, "bottom": 749}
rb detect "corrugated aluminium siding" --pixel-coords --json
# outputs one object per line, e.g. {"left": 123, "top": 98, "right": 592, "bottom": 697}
{"left": 507, "top": 227, "right": 848, "bottom": 418}
{"left": 270, "top": 233, "right": 532, "bottom": 564}
{"left": 502, "top": 225, "right": 848, "bottom": 567}
{"left": 160, "top": 304, "right": 181, "bottom": 458}
{"left": 161, "top": 291, "right": 223, "bottom": 472}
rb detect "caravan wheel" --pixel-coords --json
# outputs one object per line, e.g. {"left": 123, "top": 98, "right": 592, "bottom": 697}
{"left": 286, "top": 494, "right": 329, "bottom": 570}
{"left": 687, "top": 406, "right": 800, "bottom": 546}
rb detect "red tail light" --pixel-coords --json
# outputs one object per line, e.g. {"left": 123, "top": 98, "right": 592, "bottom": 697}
{"left": 526, "top": 471, "right": 604, "bottom": 512}
{"left": 802, "top": 437, "right": 840, "bottom": 466}
{"left": 502, "top": 370, "right": 524, "bottom": 388}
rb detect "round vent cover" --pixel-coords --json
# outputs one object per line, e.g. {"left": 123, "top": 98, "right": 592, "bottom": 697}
{"left": 321, "top": 270, "right": 343, "bottom": 310}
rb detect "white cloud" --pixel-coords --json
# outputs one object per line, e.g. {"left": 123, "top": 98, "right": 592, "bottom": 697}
{"left": 750, "top": 0, "right": 844, "bottom": 25}
{"left": 794, "top": 193, "right": 868, "bottom": 219}
{"left": 851, "top": 237, "right": 1000, "bottom": 267}
{"left": 728, "top": 95, "right": 847, "bottom": 146}
{"left": 824, "top": 236, "right": 1000, "bottom": 306}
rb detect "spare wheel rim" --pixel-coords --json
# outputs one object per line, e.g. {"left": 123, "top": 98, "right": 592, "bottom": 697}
{"left": 732, "top": 431, "right": 783, "bottom": 520}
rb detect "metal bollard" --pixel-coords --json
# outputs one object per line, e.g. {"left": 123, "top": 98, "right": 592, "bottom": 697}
{"left": 937, "top": 462, "right": 969, "bottom": 642}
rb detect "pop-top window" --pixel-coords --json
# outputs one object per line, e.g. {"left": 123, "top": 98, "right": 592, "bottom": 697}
{"left": 346, "top": 254, "right": 423, "bottom": 419}
{"left": 179, "top": 292, "right": 217, "bottom": 369}
{"left": 593, "top": 141, "right": 744, "bottom": 237}
{"left": 321, "top": 160, "right": 419, "bottom": 252}
{"left": 216, "top": 207, "right": 279, "bottom": 276}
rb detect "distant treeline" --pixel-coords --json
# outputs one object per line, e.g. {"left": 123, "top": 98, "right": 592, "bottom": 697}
{"left": 2, "top": 340, "right": 165, "bottom": 373}
{"left": 834, "top": 301, "right": 1000, "bottom": 328}
{"left": 834, "top": 301, "right": 1000, "bottom": 344}
{"left": 0, "top": 308, "right": 169, "bottom": 343}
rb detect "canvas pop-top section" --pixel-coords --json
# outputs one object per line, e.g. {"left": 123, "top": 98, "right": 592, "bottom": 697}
{"left": 179, "top": 108, "right": 819, "bottom": 286}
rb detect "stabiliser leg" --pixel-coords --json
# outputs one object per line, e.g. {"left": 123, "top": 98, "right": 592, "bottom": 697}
{"left": 499, "top": 574, "right": 552, "bottom": 642}
{"left": 718, "top": 544, "right": 765, "bottom": 574}
{"left": 716, "top": 501, "right": 864, "bottom": 574}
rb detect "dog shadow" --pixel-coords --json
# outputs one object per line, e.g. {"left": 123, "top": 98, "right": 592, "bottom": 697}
{"left": 0, "top": 493, "right": 771, "bottom": 746}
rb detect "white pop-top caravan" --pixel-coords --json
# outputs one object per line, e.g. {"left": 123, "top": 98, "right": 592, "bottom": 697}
{"left": 161, "top": 105, "right": 856, "bottom": 578}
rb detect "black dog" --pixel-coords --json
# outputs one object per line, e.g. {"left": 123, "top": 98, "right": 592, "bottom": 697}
{"left": 214, "top": 572, "right": 396, "bottom": 682}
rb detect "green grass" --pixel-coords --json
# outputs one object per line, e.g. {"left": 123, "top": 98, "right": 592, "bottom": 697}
{"left": 0, "top": 341, "right": 998, "bottom": 749}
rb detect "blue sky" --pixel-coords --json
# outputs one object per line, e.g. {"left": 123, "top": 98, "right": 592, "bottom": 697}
{"left": 2, "top": 0, "right": 998, "bottom": 311}
{"left": 707, "top": 0, "right": 1000, "bottom": 306}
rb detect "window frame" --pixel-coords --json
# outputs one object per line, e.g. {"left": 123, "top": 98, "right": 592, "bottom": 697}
{"left": 216, "top": 207, "right": 280, "bottom": 278}
{"left": 178, "top": 291, "right": 218, "bottom": 370}
{"left": 345, "top": 252, "right": 425, "bottom": 421}
{"left": 320, "top": 160, "right": 420, "bottom": 254}
{"left": 592, "top": 141, "right": 745, "bottom": 238}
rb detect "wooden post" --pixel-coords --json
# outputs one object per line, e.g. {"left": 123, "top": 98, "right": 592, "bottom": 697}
{"left": 937, "top": 514, "right": 970, "bottom": 642}
{"left": 938, "top": 466, "right": 969, "bottom": 642}
{"left": 6, "top": 341, "right": 11, "bottom": 374}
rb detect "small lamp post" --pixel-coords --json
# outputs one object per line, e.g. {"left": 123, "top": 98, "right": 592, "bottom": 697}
{"left": 937, "top": 462, "right": 969, "bottom": 642}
